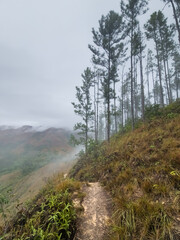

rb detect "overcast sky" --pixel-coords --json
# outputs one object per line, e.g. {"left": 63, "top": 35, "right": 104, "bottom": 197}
{"left": 0, "top": 0, "right": 173, "bottom": 129}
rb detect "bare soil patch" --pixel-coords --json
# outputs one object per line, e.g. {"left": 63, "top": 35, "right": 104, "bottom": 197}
{"left": 74, "top": 182, "right": 112, "bottom": 240}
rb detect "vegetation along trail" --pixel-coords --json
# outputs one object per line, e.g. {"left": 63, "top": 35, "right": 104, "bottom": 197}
{"left": 74, "top": 182, "right": 112, "bottom": 240}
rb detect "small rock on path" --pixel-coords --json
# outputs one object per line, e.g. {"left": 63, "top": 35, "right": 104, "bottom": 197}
{"left": 74, "top": 182, "right": 111, "bottom": 240}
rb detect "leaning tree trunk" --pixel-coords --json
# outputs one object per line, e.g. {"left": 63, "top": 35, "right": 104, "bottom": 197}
{"left": 163, "top": 57, "right": 170, "bottom": 104}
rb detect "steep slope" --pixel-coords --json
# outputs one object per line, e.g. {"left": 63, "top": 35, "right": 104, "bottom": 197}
{"left": 1, "top": 102, "right": 179, "bottom": 240}
{"left": 0, "top": 126, "right": 75, "bottom": 225}
{"left": 0, "top": 175, "right": 83, "bottom": 240}
{"left": 0, "top": 158, "right": 75, "bottom": 225}
{"left": 70, "top": 101, "right": 180, "bottom": 239}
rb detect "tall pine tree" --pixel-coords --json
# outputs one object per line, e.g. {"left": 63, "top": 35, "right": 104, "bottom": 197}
{"left": 121, "top": 0, "right": 148, "bottom": 129}
{"left": 89, "top": 11, "right": 125, "bottom": 141}
{"left": 145, "top": 11, "right": 165, "bottom": 106}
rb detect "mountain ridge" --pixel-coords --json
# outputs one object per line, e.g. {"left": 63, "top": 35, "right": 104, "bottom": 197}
{"left": 0, "top": 125, "right": 73, "bottom": 174}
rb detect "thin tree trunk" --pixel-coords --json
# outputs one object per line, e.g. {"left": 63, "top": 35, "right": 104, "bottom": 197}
{"left": 157, "top": 57, "right": 164, "bottom": 107}
{"left": 85, "top": 92, "right": 89, "bottom": 155}
{"left": 140, "top": 49, "right": 145, "bottom": 121}
{"left": 104, "top": 102, "right": 107, "bottom": 141}
{"left": 146, "top": 63, "right": 150, "bottom": 104}
{"left": 121, "top": 92, "right": 124, "bottom": 129}
{"left": 166, "top": 59, "right": 173, "bottom": 102}
{"left": 94, "top": 80, "right": 97, "bottom": 142}
{"left": 96, "top": 74, "right": 99, "bottom": 141}
{"left": 163, "top": 57, "right": 170, "bottom": 104}
{"left": 159, "top": 29, "right": 170, "bottom": 104}
{"left": 121, "top": 67, "right": 125, "bottom": 129}
{"left": 155, "top": 39, "right": 164, "bottom": 107}
{"left": 175, "top": 72, "right": 179, "bottom": 99}
{"left": 151, "top": 67, "right": 156, "bottom": 104}
{"left": 107, "top": 53, "right": 111, "bottom": 142}
{"left": 113, "top": 81, "right": 118, "bottom": 133}
{"left": 131, "top": 37, "right": 135, "bottom": 130}
{"left": 85, "top": 116, "right": 88, "bottom": 155}
{"left": 134, "top": 56, "right": 139, "bottom": 119}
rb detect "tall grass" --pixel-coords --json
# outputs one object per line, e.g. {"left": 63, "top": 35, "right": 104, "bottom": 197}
{"left": 71, "top": 101, "right": 180, "bottom": 239}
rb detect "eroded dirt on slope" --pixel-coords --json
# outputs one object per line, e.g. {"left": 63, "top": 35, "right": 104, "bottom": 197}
{"left": 74, "top": 182, "right": 112, "bottom": 240}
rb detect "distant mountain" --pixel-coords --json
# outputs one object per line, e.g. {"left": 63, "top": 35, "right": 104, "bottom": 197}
{"left": 0, "top": 126, "right": 73, "bottom": 174}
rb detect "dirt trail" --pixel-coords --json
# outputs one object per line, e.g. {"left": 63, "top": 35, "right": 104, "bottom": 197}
{"left": 74, "top": 182, "right": 112, "bottom": 240}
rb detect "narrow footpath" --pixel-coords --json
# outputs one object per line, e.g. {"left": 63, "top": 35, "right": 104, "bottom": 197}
{"left": 74, "top": 182, "right": 112, "bottom": 240}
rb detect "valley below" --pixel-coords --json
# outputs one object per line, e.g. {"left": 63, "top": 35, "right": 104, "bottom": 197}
{"left": 0, "top": 126, "right": 77, "bottom": 224}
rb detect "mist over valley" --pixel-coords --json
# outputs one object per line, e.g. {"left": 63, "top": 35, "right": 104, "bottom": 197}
{"left": 0, "top": 126, "right": 78, "bottom": 223}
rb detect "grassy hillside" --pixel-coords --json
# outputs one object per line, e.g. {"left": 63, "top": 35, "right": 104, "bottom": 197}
{"left": 0, "top": 127, "right": 76, "bottom": 226}
{"left": 70, "top": 100, "right": 180, "bottom": 239}
{"left": 0, "top": 160, "right": 75, "bottom": 225}
{"left": 1, "top": 101, "right": 179, "bottom": 240}
{"left": 0, "top": 175, "right": 83, "bottom": 240}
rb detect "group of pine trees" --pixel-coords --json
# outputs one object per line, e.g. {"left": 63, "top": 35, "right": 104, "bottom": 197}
{"left": 72, "top": 0, "right": 180, "bottom": 153}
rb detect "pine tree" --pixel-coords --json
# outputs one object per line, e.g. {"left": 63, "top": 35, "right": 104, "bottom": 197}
{"left": 163, "top": 23, "right": 176, "bottom": 102}
{"left": 121, "top": 0, "right": 148, "bottom": 129}
{"left": 158, "top": 11, "right": 171, "bottom": 104}
{"left": 72, "top": 68, "right": 94, "bottom": 154}
{"left": 145, "top": 11, "right": 176, "bottom": 105}
{"left": 89, "top": 11, "right": 125, "bottom": 141}
{"left": 145, "top": 11, "right": 165, "bottom": 106}
{"left": 135, "top": 26, "right": 146, "bottom": 120}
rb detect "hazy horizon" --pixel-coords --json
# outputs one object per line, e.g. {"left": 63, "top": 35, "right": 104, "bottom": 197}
{"left": 0, "top": 0, "right": 173, "bottom": 129}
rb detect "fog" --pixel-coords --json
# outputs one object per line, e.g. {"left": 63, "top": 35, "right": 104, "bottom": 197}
{"left": 0, "top": 145, "right": 81, "bottom": 222}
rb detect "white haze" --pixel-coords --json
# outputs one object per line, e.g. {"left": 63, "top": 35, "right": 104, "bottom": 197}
{"left": 30, "top": 146, "right": 82, "bottom": 182}
{"left": 0, "top": 0, "right": 173, "bottom": 129}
